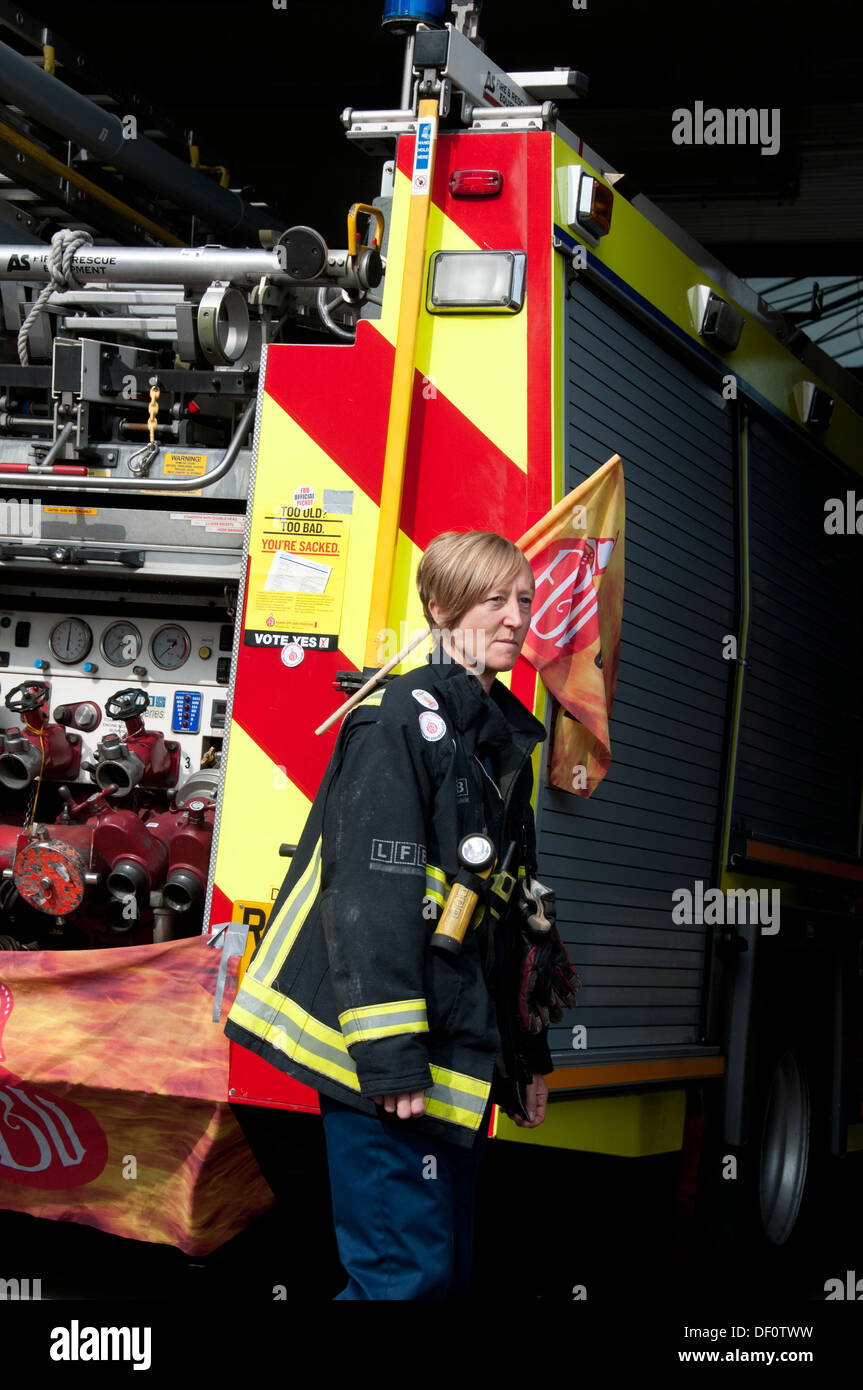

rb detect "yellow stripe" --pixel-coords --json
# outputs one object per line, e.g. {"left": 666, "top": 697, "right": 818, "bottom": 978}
{"left": 247, "top": 846, "right": 322, "bottom": 989}
{"left": 363, "top": 98, "right": 440, "bottom": 668}
{"left": 212, "top": 720, "right": 310, "bottom": 908}
{"left": 423, "top": 1095, "right": 484, "bottom": 1130}
{"left": 229, "top": 997, "right": 360, "bottom": 1090}
{"left": 430, "top": 1062, "right": 490, "bottom": 1101}
{"left": 339, "top": 998, "right": 430, "bottom": 1041}
{"left": 374, "top": 164, "right": 528, "bottom": 474}
{"left": 342, "top": 1020, "right": 430, "bottom": 1043}
{"left": 240, "top": 971, "right": 347, "bottom": 1052}
{"left": 234, "top": 981, "right": 490, "bottom": 1127}
{"left": 340, "top": 998, "right": 426, "bottom": 1021}
{"left": 425, "top": 864, "right": 448, "bottom": 909}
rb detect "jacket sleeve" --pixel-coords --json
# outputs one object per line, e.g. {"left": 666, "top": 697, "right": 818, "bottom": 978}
{"left": 521, "top": 1030, "right": 553, "bottom": 1077}
{"left": 318, "top": 710, "right": 436, "bottom": 1097}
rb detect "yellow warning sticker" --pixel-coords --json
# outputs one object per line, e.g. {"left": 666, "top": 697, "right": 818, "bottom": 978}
{"left": 245, "top": 487, "right": 352, "bottom": 651}
{"left": 164, "top": 452, "right": 208, "bottom": 477}
{"left": 44, "top": 506, "right": 98, "bottom": 515}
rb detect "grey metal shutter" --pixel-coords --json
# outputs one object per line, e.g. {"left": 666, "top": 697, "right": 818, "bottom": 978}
{"left": 538, "top": 275, "right": 736, "bottom": 1059}
{"left": 733, "top": 420, "right": 863, "bottom": 857}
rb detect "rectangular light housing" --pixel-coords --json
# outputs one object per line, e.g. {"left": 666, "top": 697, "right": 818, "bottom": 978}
{"left": 426, "top": 250, "right": 526, "bottom": 313}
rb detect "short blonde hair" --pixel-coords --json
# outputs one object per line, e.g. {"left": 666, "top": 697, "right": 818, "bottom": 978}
{"left": 416, "top": 531, "right": 533, "bottom": 630}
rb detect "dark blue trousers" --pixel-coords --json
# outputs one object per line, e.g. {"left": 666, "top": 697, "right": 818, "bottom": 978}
{"left": 318, "top": 1090, "right": 491, "bottom": 1300}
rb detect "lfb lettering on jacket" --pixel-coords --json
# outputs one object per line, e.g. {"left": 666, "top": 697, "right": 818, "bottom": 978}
{"left": 369, "top": 839, "right": 427, "bottom": 874}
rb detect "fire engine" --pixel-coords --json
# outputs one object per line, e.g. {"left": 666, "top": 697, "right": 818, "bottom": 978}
{"left": 0, "top": 0, "right": 860, "bottom": 1266}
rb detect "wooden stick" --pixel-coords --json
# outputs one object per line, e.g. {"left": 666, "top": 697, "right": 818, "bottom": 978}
{"left": 314, "top": 626, "right": 432, "bottom": 736}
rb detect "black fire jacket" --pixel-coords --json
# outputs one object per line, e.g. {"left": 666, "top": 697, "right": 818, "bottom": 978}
{"left": 225, "top": 653, "right": 551, "bottom": 1149}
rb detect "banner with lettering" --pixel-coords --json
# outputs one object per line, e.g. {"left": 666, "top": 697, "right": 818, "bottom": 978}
{"left": 518, "top": 455, "right": 625, "bottom": 796}
{"left": 0, "top": 936, "right": 273, "bottom": 1254}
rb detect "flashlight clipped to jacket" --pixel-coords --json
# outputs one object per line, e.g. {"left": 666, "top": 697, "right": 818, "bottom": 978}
{"left": 430, "top": 837, "right": 519, "bottom": 956}
{"left": 430, "top": 834, "right": 497, "bottom": 956}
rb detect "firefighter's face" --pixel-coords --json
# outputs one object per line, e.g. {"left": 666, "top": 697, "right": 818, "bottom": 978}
{"left": 429, "top": 561, "right": 534, "bottom": 690}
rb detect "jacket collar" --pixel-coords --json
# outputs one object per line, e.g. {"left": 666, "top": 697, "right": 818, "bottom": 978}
{"left": 422, "top": 651, "right": 546, "bottom": 752}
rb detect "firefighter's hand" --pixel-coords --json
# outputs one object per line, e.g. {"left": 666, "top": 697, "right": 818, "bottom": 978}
{"left": 372, "top": 1090, "right": 426, "bottom": 1118}
{"left": 511, "top": 1073, "right": 548, "bottom": 1128}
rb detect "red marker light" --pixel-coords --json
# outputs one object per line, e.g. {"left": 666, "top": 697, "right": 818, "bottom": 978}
{"left": 188, "top": 400, "right": 201, "bottom": 414}
{"left": 449, "top": 169, "right": 504, "bottom": 198}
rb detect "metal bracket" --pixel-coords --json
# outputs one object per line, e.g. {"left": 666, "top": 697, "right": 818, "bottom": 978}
{"left": 0, "top": 542, "right": 144, "bottom": 567}
{"left": 464, "top": 102, "right": 554, "bottom": 132}
{"left": 208, "top": 921, "right": 249, "bottom": 1023}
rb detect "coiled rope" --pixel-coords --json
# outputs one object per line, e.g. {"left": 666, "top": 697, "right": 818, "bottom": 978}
{"left": 17, "top": 227, "right": 94, "bottom": 365}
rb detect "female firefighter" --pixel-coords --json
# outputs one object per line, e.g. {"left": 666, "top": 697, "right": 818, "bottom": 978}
{"left": 225, "top": 530, "right": 580, "bottom": 1299}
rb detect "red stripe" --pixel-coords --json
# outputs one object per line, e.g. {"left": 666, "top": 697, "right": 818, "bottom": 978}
{"left": 510, "top": 658, "right": 537, "bottom": 711}
{"left": 397, "top": 130, "right": 531, "bottom": 251}
{"left": 229, "top": 645, "right": 352, "bottom": 804}
{"left": 209, "top": 883, "right": 233, "bottom": 929}
{"left": 263, "top": 323, "right": 388, "bottom": 505}
{"left": 400, "top": 369, "right": 528, "bottom": 546}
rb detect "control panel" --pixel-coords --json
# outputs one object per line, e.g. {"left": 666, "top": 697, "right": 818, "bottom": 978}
{"left": 0, "top": 607, "right": 233, "bottom": 792}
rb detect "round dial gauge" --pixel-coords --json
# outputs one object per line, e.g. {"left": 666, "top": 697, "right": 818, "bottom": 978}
{"left": 150, "top": 623, "right": 191, "bottom": 671}
{"left": 48, "top": 617, "right": 92, "bottom": 665}
{"left": 100, "top": 620, "right": 142, "bottom": 668}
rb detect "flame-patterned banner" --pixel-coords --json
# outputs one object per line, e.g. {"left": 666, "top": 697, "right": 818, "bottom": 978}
{"left": 0, "top": 937, "right": 273, "bottom": 1254}
{"left": 519, "top": 455, "right": 625, "bottom": 797}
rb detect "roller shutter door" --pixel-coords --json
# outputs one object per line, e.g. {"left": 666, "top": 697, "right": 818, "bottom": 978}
{"left": 733, "top": 420, "right": 863, "bottom": 856}
{"left": 538, "top": 276, "right": 736, "bottom": 1059}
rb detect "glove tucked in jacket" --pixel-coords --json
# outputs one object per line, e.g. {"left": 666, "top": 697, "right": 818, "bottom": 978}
{"left": 514, "top": 878, "right": 581, "bottom": 1034}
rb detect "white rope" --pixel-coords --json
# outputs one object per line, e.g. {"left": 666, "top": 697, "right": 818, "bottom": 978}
{"left": 17, "top": 228, "right": 94, "bottom": 365}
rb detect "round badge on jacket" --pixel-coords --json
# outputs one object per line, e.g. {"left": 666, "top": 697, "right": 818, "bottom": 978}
{"left": 411, "top": 689, "right": 439, "bottom": 710}
{"left": 418, "top": 710, "right": 446, "bottom": 741}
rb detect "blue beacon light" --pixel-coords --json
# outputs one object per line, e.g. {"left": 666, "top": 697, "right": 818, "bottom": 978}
{"left": 381, "top": 1, "right": 447, "bottom": 32}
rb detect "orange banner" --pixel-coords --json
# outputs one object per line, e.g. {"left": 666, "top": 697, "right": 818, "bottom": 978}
{"left": 0, "top": 936, "right": 273, "bottom": 1254}
{"left": 518, "top": 456, "right": 625, "bottom": 796}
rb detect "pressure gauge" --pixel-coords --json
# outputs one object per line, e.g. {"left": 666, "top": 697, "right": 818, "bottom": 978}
{"left": 100, "top": 620, "right": 142, "bottom": 668}
{"left": 48, "top": 617, "right": 92, "bottom": 665}
{"left": 150, "top": 623, "right": 191, "bottom": 671}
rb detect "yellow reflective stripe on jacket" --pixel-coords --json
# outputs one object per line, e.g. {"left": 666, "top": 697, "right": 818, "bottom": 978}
{"left": 230, "top": 975, "right": 490, "bottom": 1132}
{"left": 339, "top": 998, "right": 429, "bottom": 1044}
{"left": 248, "top": 837, "right": 323, "bottom": 988}
{"left": 425, "top": 863, "right": 448, "bottom": 908}
{"left": 346, "top": 690, "right": 385, "bottom": 716}
{"left": 425, "top": 1063, "right": 491, "bottom": 1131}
{"left": 231, "top": 971, "right": 362, "bottom": 1090}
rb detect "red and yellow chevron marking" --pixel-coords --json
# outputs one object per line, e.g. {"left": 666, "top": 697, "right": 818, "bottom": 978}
{"left": 212, "top": 131, "right": 563, "bottom": 1106}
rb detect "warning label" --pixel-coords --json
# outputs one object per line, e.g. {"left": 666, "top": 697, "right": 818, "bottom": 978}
{"left": 44, "top": 506, "right": 98, "bottom": 516}
{"left": 170, "top": 512, "right": 244, "bottom": 534}
{"left": 164, "top": 452, "right": 208, "bottom": 477}
{"left": 245, "top": 493, "right": 352, "bottom": 647}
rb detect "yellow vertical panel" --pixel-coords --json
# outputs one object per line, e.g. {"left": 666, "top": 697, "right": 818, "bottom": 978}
{"left": 383, "top": 531, "right": 432, "bottom": 674}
